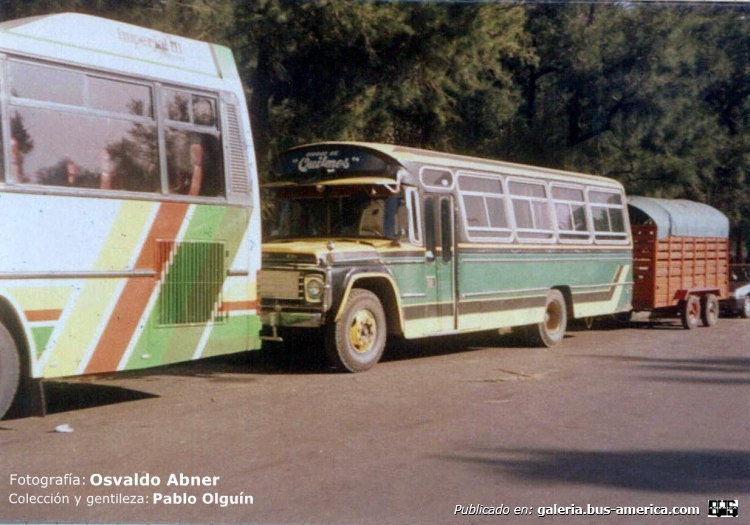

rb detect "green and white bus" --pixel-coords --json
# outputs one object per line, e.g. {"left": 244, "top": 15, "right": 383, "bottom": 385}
{"left": 261, "top": 142, "right": 633, "bottom": 371}
{"left": 0, "top": 13, "right": 261, "bottom": 418}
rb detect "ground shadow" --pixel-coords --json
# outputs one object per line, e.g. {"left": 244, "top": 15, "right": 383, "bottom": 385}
{"left": 439, "top": 448, "right": 750, "bottom": 493}
{"left": 583, "top": 355, "right": 750, "bottom": 385}
{"left": 2, "top": 381, "right": 158, "bottom": 422}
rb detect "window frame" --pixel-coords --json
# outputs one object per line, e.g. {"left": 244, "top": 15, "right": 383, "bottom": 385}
{"left": 507, "top": 178, "right": 555, "bottom": 243}
{"left": 404, "top": 186, "right": 423, "bottom": 246}
{"left": 457, "top": 170, "right": 513, "bottom": 243}
{"left": 550, "top": 182, "right": 593, "bottom": 245}
{"left": 1, "top": 55, "right": 230, "bottom": 203}
{"left": 587, "top": 188, "right": 629, "bottom": 245}
{"left": 420, "top": 166, "right": 454, "bottom": 191}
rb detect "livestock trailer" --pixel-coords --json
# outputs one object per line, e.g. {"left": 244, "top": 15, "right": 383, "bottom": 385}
{"left": 629, "top": 197, "right": 730, "bottom": 329}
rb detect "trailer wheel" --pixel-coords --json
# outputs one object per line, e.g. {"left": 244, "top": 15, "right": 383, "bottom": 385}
{"left": 529, "top": 290, "right": 567, "bottom": 347}
{"left": 325, "top": 289, "right": 386, "bottom": 372}
{"left": 700, "top": 294, "right": 719, "bottom": 327}
{"left": 0, "top": 322, "right": 21, "bottom": 420}
{"left": 681, "top": 295, "right": 700, "bottom": 330}
{"left": 740, "top": 296, "right": 750, "bottom": 319}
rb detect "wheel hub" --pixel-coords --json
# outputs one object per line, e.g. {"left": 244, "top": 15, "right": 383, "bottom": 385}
{"left": 349, "top": 310, "right": 377, "bottom": 353}
{"left": 545, "top": 302, "right": 561, "bottom": 332}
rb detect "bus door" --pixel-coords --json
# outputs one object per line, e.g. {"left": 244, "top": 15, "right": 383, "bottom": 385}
{"left": 423, "top": 194, "right": 457, "bottom": 332}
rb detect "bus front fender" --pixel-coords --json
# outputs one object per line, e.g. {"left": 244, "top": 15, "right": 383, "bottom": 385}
{"left": 329, "top": 269, "right": 405, "bottom": 336}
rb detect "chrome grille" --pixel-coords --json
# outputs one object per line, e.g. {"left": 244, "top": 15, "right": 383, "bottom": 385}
{"left": 259, "top": 270, "right": 302, "bottom": 300}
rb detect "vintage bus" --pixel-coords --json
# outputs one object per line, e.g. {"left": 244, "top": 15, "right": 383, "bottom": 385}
{"left": 0, "top": 13, "right": 261, "bottom": 419}
{"left": 260, "top": 142, "right": 633, "bottom": 372}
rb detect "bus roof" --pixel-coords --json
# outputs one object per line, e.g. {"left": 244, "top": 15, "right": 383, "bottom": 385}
{"left": 283, "top": 141, "right": 625, "bottom": 190}
{"left": 0, "top": 13, "right": 238, "bottom": 85}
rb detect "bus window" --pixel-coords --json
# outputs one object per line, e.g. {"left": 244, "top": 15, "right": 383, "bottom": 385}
{"left": 164, "top": 89, "right": 224, "bottom": 198}
{"left": 458, "top": 173, "right": 511, "bottom": 241}
{"left": 424, "top": 196, "right": 436, "bottom": 261}
{"left": 440, "top": 197, "right": 453, "bottom": 264}
{"left": 421, "top": 168, "right": 453, "bottom": 189}
{"left": 9, "top": 60, "right": 160, "bottom": 191}
{"left": 165, "top": 130, "right": 224, "bottom": 197}
{"left": 406, "top": 187, "right": 422, "bottom": 245}
{"left": 89, "top": 77, "right": 153, "bottom": 117}
{"left": 589, "top": 190, "right": 627, "bottom": 242}
{"left": 10, "top": 61, "right": 84, "bottom": 106}
{"left": 552, "top": 185, "right": 590, "bottom": 242}
{"left": 509, "top": 180, "right": 554, "bottom": 240}
{"left": 10, "top": 106, "right": 159, "bottom": 191}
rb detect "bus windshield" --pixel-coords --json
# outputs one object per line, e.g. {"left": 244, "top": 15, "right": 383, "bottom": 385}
{"left": 265, "top": 184, "right": 407, "bottom": 240}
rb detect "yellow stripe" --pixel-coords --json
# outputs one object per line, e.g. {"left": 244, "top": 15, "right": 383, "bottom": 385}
{"left": 42, "top": 202, "right": 157, "bottom": 377}
{"left": 8, "top": 285, "right": 72, "bottom": 312}
{"left": 42, "top": 279, "right": 123, "bottom": 377}
{"left": 94, "top": 201, "right": 156, "bottom": 271}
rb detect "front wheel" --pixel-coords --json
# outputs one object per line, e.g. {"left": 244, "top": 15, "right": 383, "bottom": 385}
{"left": 700, "top": 294, "right": 719, "bottom": 327}
{"left": 325, "top": 289, "right": 386, "bottom": 372}
{"left": 0, "top": 323, "right": 21, "bottom": 420}
{"left": 528, "top": 290, "right": 567, "bottom": 348}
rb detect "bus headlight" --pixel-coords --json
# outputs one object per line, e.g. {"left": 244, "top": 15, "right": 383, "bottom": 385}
{"left": 304, "top": 275, "right": 325, "bottom": 303}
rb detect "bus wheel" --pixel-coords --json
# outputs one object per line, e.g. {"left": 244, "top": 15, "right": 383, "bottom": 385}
{"left": 700, "top": 294, "right": 719, "bottom": 327}
{"left": 325, "top": 289, "right": 386, "bottom": 372}
{"left": 681, "top": 295, "right": 700, "bottom": 330}
{"left": 530, "top": 290, "right": 567, "bottom": 348}
{"left": 0, "top": 323, "right": 21, "bottom": 420}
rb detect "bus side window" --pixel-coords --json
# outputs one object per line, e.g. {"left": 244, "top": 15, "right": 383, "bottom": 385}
{"left": 164, "top": 89, "right": 224, "bottom": 198}
{"left": 424, "top": 196, "right": 436, "bottom": 261}
{"left": 406, "top": 187, "right": 423, "bottom": 245}
{"left": 440, "top": 197, "right": 453, "bottom": 264}
{"left": 166, "top": 131, "right": 224, "bottom": 197}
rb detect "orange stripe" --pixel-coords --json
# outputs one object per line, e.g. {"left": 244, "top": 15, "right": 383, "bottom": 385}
{"left": 219, "top": 300, "right": 258, "bottom": 313}
{"left": 84, "top": 202, "right": 189, "bottom": 374}
{"left": 25, "top": 309, "right": 63, "bottom": 323}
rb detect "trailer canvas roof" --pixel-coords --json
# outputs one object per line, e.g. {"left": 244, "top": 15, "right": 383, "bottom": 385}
{"left": 628, "top": 196, "right": 729, "bottom": 240}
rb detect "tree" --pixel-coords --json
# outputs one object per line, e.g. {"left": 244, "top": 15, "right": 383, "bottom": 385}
{"left": 236, "top": 0, "right": 530, "bottom": 171}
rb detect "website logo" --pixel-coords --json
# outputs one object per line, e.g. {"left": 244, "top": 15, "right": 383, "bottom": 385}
{"left": 708, "top": 500, "right": 738, "bottom": 518}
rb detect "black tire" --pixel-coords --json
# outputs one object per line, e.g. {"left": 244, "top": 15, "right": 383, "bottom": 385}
{"left": 681, "top": 295, "right": 700, "bottom": 330}
{"left": 0, "top": 322, "right": 21, "bottom": 420}
{"left": 740, "top": 296, "right": 750, "bottom": 319}
{"left": 700, "top": 294, "right": 719, "bottom": 328}
{"left": 528, "top": 290, "right": 567, "bottom": 348}
{"left": 325, "top": 289, "right": 386, "bottom": 372}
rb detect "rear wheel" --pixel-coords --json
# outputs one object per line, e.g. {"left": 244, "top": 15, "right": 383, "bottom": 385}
{"left": 681, "top": 295, "right": 700, "bottom": 330}
{"left": 700, "top": 294, "right": 719, "bottom": 327}
{"left": 325, "top": 289, "right": 386, "bottom": 372}
{"left": 0, "top": 323, "right": 21, "bottom": 420}
{"left": 528, "top": 290, "right": 567, "bottom": 348}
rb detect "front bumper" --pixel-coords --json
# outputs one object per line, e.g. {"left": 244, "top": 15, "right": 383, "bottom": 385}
{"left": 260, "top": 308, "right": 326, "bottom": 342}
{"left": 261, "top": 310, "right": 324, "bottom": 329}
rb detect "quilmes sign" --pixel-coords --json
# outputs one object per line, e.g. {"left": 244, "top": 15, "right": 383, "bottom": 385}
{"left": 280, "top": 147, "right": 390, "bottom": 179}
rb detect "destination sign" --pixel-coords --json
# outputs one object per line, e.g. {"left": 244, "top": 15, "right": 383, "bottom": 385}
{"left": 278, "top": 146, "right": 393, "bottom": 180}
